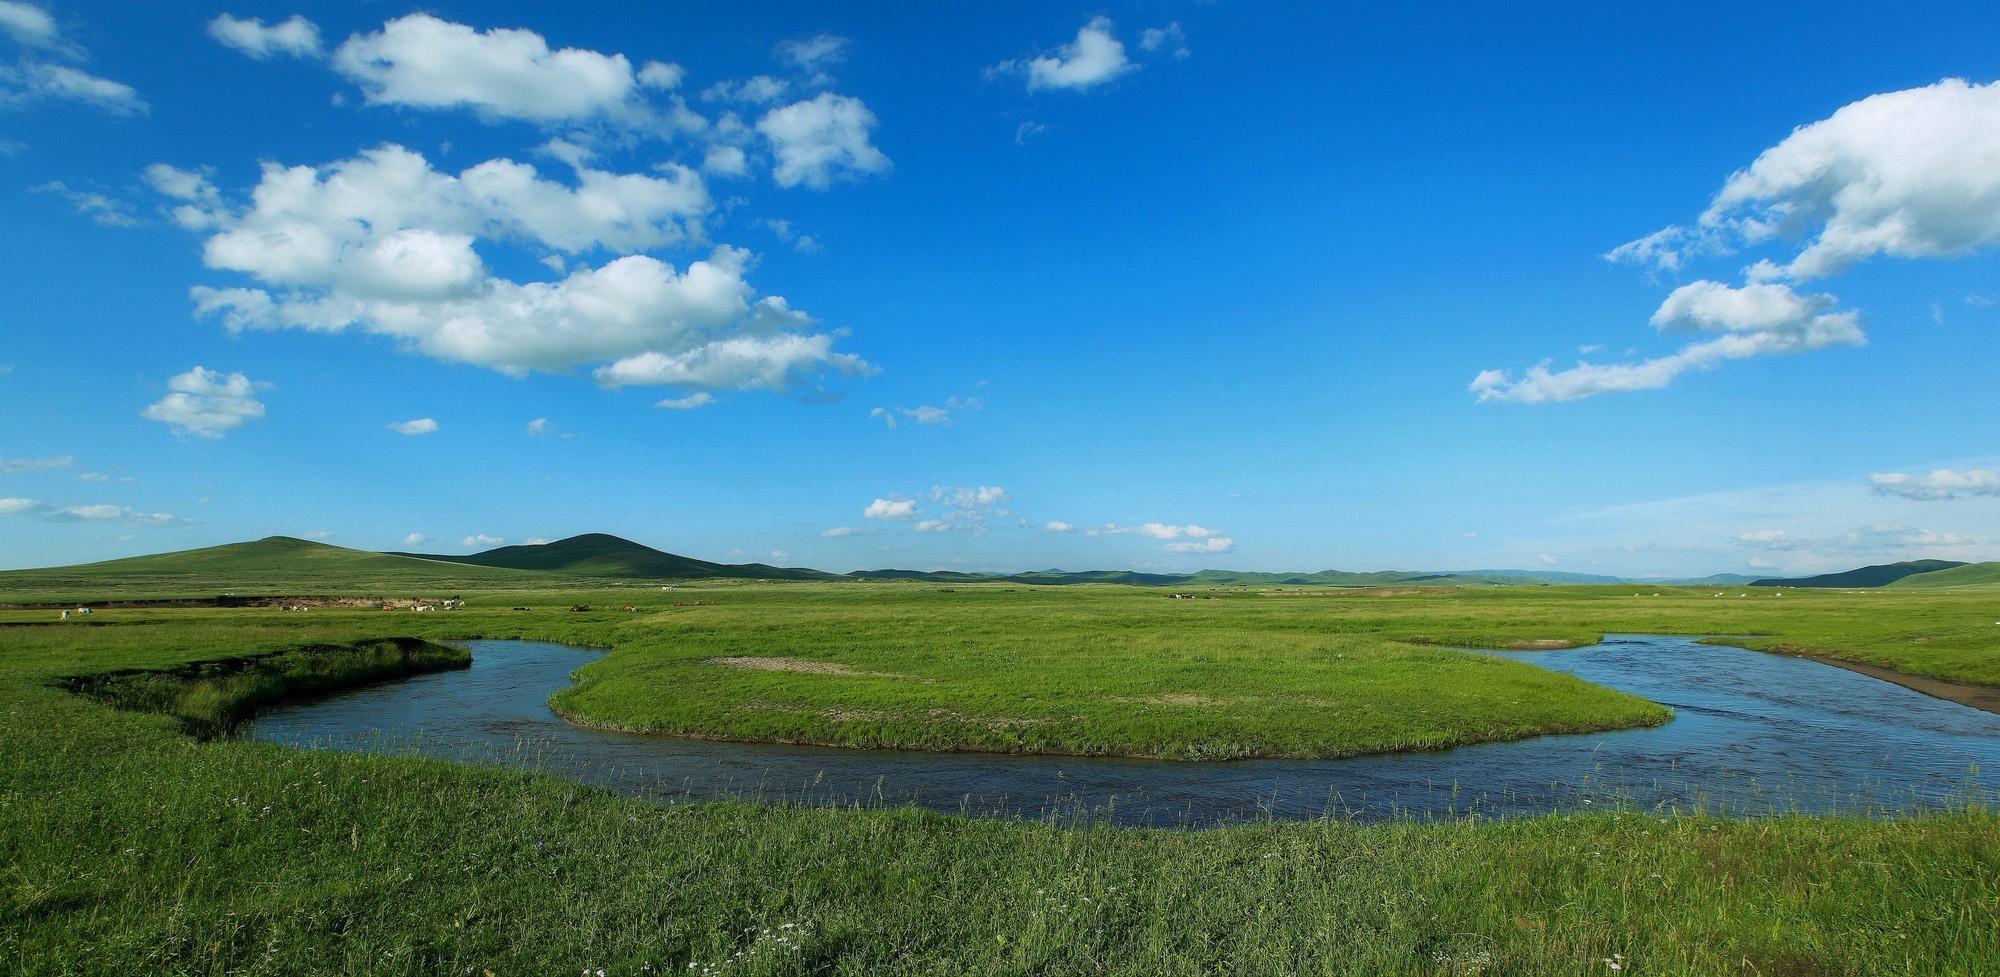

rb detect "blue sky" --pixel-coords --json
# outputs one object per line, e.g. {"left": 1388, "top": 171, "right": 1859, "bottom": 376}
{"left": 4, "top": 1, "right": 2000, "bottom": 578}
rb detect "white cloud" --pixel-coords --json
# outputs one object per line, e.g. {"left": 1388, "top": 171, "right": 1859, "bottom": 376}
{"left": 166, "top": 145, "right": 869, "bottom": 395}
{"left": 462, "top": 534, "right": 504, "bottom": 547}
{"left": 141, "top": 366, "right": 269, "bottom": 439}
{"left": 702, "top": 75, "right": 788, "bottom": 105}
{"left": 1618, "top": 78, "right": 2000, "bottom": 280}
{"left": 402, "top": 532, "right": 429, "bottom": 546}
{"left": 1044, "top": 521, "right": 1076, "bottom": 533}
{"left": 0, "top": 454, "right": 74, "bottom": 473}
{"left": 0, "top": 497, "right": 48, "bottom": 515}
{"left": 527, "top": 417, "right": 552, "bottom": 437}
{"left": 388, "top": 417, "right": 438, "bottom": 435}
{"left": 0, "top": 61, "right": 145, "bottom": 115}
{"left": 208, "top": 14, "right": 323, "bottom": 61}
{"left": 702, "top": 144, "right": 749, "bottom": 177}
{"left": 932, "top": 485, "right": 1008, "bottom": 510}
{"left": 524, "top": 537, "right": 552, "bottom": 545}
{"left": 76, "top": 472, "right": 130, "bottom": 483}
{"left": 1137, "top": 23, "right": 1189, "bottom": 60}
{"left": 990, "top": 17, "right": 1135, "bottom": 93}
{"left": 33, "top": 181, "right": 141, "bottom": 226}
{"left": 47, "top": 504, "right": 191, "bottom": 527}
{"left": 1135, "top": 522, "right": 1219, "bottom": 540}
{"left": 775, "top": 34, "right": 848, "bottom": 79}
{"left": 864, "top": 498, "right": 919, "bottom": 521}
{"left": 654, "top": 391, "right": 716, "bottom": 409}
{"left": 1473, "top": 280, "right": 1863, "bottom": 403}
{"left": 0, "top": 2, "right": 57, "bottom": 48}
{"left": 637, "top": 61, "right": 683, "bottom": 89}
{"left": 1502, "top": 76, "right": 2000, "bottom": 406}
{"left": 870, "top": 396, "right": 981, "bottom": 429}
{"left": 1870, "top": 469, "right": 2000, "bottom": 501}
{"left": 1164, "top": 536, "right": 1234, "bottom": 555}
{"left": 331, "top": 14, "right": 662, "bottom": 127}
{"left": 756, "top": 92, "right": 890, "bottom": 190}
{"left": 820, "top": 526, "right": 872, "bottom": 537}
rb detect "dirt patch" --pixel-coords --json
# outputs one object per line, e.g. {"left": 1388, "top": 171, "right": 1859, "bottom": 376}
{"left": 705, "top": 656, "right": 900, "bottom": 677}
{"left": 1508, "top": 639, "right": 1576, "bottom": 650}
{"left": 1107, "top": 692, "right": 1231, "bottom": 707}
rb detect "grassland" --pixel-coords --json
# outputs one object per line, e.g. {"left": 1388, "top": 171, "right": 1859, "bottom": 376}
{"left": 3, "top": 581, "right": 1999, "bottom": 973}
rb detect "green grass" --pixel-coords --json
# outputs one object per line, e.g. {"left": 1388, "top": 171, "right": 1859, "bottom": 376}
{"left": 1889, "top": 561, "right": 2000, "bottom": 589}
{"left": 4, "top": 583, "right": 2000, "bottom": 973}
{"left": 546, "top": 586, "right": 1671, "bottom": 759}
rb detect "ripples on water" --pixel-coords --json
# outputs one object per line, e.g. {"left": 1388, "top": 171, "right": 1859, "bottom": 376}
{"left": 245, "top": 635, "right": 2000, "bottom": 827}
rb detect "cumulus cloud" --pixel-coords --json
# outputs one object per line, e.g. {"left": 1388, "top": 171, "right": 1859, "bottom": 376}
{"left": 331, "top": 14, "right": 667, "bottom": 127}
{"left": 1044, "top": 521, "right": 1076, "bottom": 533}
{"left": 702, "top": 75, "right": 788, "bottom": 105}
{"left": 208, "top": 14, "right": 323, "bottom": 61}
{"left": 1615, "top": 77, "right": 2000, "bottom": 279}
{"left": 403, "top": 532, "right": 429, "bottom": 546}
{"left": 864, "top": 498, "right": 919, "bottom": 521}
{"left": 162, "top": 144, "right": 870, "bottom": 395}
{"left": 1870, "top": 468, "right": 2000, "bottom": 501}
{"left": 0, "top": 496, "right": 49, "bottom": 515}
{"left": 820, "top": 526, "right": 872, "bottom": 538}
{"left": 141, "top": 366, "right": 269, "bottom": 439}
{"left": 756, "top": 92, "right": 891, "bottom": 189}
{"left": 1472, "top": 280, "right": 1864, "bottom": 403}
{"left": 388, "top": 417, "right": 438, "bottom": 435}
{"left": 462, "top": 534, "right": 504, "bottom": 547}
{"left": 932, "top": 485, "right": 1008, "bottom": 510}
{"left": 1164, "top": 536, "right": 1235, "bottom": 555}
{"left": 0, "top": 454, "right": 74, "bottom": 473}
{"left": 1488, "top": 75, "right": 2000, "bottom": 403}
{"left": 990, "top": 17, "right": 1135, "bottom": 93}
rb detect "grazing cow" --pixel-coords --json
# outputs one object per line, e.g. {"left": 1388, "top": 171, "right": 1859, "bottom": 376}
{"left": 571, "top": 604, "right": 590, "bottom": 612}
{"left": 622, "top": 605, "right": 638, "bottom": 612}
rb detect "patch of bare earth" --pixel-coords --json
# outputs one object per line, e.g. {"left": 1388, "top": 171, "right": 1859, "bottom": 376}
{"left": 1508, "top": 639, "right": 1575, "bottom": 650}
{"left": 1107, "top": 693, "right": 1233, "bottom": 706}
{"left": 705, "top": 656, "right": 901, "bottom": 677}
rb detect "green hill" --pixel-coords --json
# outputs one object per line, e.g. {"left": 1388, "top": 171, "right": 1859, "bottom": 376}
{"left": 1884, "top": 561, "right": 2000, "bottom": 589}
{"left": 0, "top": 536, "right": 540, "bottom": 602}
{"left": 396, "top": 533, "right": 835, "bottom": 581}
{"left": 1751, "top": 560, "right": 1969, "bottom": 589}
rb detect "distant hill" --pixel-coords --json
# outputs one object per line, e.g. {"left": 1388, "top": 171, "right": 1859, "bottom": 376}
{"left": 0, "top": 536, "right": 538, "bottom": 601}
{"left": 396, "top": 533, "right": 836, "bottom": 582}
{"left": 1884, "top": 562, "right": 2000, "bottom": 589}
{"left": 1751, "top": 560, "right": 1969, "bottom": 589}
{"left": 1650, "top": 573, "right": 1763, "bottom": 587}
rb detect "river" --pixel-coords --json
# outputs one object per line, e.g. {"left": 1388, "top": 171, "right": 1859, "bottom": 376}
{"left": 245, "top": 634, "right": 2000, "bottom": 826}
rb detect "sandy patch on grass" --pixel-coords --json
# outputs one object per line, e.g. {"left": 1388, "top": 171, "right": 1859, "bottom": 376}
{"left": 1107, "top": 692, "right": 1233, "bottom": 706}
{"left": 1508, "top": 639, "right": 1576, "bottom": 650}
{"left": 705, "top": 656, "right": 901, "bottom": 677}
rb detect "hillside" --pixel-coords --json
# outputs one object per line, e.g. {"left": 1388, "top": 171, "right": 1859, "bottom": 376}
{"left": 0, "top": 536, "right": 541, "bottom": 602}
{"left": 1751, "top": 560, "right": 1970, "bottom": 589}
{"left": 1884, "top": 562, "right": 2000, "bottom": 589}
{"left": 396, "top": 533, "right": 835, "bottom": 581}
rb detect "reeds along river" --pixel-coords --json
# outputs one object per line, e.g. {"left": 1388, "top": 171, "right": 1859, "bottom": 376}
{"left": 244, "top": 635, "right": 2000, "bottom": 827}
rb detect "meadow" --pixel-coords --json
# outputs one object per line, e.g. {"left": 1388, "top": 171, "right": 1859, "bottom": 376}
{"left": 3, "top": 580, "right": 1999, "bottom": 973}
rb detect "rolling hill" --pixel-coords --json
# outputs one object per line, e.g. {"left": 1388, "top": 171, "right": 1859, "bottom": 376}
{"left": 393, "top": 533, "right": 836, "bottom": 581}
{"left": 0, "top": 536, "right": 541, "bottom": 601}
{"left": 1884, "top": 562, "right": 2000, "bottom": 589}
{"left": 1750, "top": 560, "right": 1970, "bottom": 589}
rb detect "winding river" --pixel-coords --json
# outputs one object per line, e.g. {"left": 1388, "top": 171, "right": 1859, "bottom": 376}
{"left": 245, "top": 634, "right": 2000, "bottom": 826}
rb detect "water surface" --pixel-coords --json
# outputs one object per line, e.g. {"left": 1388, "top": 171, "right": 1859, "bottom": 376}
{"left": 246, "top": 635, "right": 1999, "bottom": 826}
